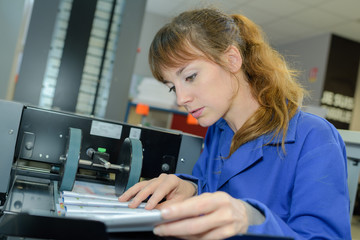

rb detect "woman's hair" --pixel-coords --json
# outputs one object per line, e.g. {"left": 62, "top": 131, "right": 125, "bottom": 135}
{"left": 149, "top": 8, "right": 305, "bottom": 157}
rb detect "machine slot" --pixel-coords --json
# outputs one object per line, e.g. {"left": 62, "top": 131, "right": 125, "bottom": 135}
{"left": 5, "top": 176, "right": 56, "bottom": 216}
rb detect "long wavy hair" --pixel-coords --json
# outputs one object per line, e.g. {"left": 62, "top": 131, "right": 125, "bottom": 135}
{"left": 149, "top": 8, "right": 305, "bottom": 157}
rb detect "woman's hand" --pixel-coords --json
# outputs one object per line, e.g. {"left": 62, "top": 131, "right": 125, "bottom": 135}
{"left": 153, "top": 192, "right": 250, "bottom": 240}
{"left": 118, "top": 173, "right": 197, "bottom": 209}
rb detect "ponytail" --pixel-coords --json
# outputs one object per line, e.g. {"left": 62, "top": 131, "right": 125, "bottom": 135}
{"left": 227, "top": 14, "right": 304, "bottom": 156}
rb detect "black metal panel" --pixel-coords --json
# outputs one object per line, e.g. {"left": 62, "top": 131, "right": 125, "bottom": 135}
{"left": 323, "top": 34, "right": 360, "bottom": 129}
{"left": 52, "top": 0, "right": 98, "bottom": 112}
{"left": 0, "top": 213, "right": 294, "bottom": 239}
{"left": 14, "top": 106, "right": 182, "bottom": 179}
{"left": 13, "top": 0, "right": 60, "bottom": 106}
{"left": 0, "top": 213, "right": 107, "bottom": 240}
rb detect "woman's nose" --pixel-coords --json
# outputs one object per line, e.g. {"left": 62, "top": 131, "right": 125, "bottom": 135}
{"left": 175, "top": 87, "right": 192, "bottom": 106}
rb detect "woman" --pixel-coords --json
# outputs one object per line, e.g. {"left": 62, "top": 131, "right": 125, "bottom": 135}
{"left": 119, "top": 8, "right": 351, "bottom": 239}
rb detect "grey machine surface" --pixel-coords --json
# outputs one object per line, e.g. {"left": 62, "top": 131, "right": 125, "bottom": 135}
{"left": 338, "top": 129, "right": 360, "bottom": 220}
{"left": 0, "top": 99, "right": 204, "bottom": 239}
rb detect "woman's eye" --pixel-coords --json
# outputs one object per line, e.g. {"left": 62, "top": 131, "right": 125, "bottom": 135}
{"left": 186, "top": 73, "right": 197, "bottom": 82}
{"left": 169, "top": 86, "right": 176, "bottom": 93}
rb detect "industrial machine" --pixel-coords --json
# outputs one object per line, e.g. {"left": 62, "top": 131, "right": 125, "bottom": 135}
{"left": 0, "top": 100, "right": 204, "bottom": 239}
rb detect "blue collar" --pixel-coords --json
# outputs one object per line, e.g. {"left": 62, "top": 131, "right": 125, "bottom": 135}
{"left": 214, "top": 111, "right": 301, "bottom": 189}
{"left": 215, "top": 110, "right": 300, "bottom": 145}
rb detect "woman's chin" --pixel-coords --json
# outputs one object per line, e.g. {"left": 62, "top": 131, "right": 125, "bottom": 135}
{"left": 197, "top": 118, "right": 215, "bottom": 128}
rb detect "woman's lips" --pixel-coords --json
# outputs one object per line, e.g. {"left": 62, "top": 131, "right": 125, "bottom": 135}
{"left": 190, "top": 107, "right": 204, "bottom": 118}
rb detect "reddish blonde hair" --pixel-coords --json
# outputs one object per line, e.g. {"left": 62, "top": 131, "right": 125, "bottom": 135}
{"left": 149, "top": 8, "right": 305, "bottom": 156}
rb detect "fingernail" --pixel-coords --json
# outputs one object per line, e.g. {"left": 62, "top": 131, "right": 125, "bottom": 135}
{"left": 153, "top": 227, "right": 161, "bottom": 235}
{"left": 161, "top": 208, "right": 170, "bottom": 218}
{"left": 145, "top": 202, "right": 152, "bottom": 209}
{"left": 128, "top": 200, "right": 135, "bottom": 208}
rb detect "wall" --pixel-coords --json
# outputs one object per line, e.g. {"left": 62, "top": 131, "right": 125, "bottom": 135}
{"left": 0, "top": 0, "right": 26, "bottom": 100}
{"left": 13, "top": 0, "right": 59, "bottom": 106}
{"left": 133, "top": 12, "right": 170, "bottom": 78}
{"left": 276, "top": 33, "right": 332, "bottom": 106}
{"left": 104, "top": 0, "right": 147, "bottom": 122}
{"left": 277, "top": 34, "right": 360, "bottom": 130}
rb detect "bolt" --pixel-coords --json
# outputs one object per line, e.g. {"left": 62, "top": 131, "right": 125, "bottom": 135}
{"left": 161, "top": 163, "right": 170, "bottom": 172}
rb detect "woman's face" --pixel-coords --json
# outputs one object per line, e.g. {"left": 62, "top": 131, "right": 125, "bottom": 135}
{"left": 162, "top": 58, "right": 238, "bottom": 127}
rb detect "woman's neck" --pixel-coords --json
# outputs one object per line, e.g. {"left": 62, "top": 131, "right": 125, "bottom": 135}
{"left": 224, "top": 76, "right": 259, "bottom": 132}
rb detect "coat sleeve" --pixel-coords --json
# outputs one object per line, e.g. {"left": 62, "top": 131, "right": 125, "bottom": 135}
{"left": 176, "top": 138, "right": 210, "bottom": 195}
{"left": 243, "top": 130, "right": 351, "bottom": 239}
{"left": 177, "top": 124, "right": 216, "bottom": 194}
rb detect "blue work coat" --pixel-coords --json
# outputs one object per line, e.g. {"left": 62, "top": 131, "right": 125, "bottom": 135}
{"left": 182, "top": 111, "right": 351, "bottom": 239}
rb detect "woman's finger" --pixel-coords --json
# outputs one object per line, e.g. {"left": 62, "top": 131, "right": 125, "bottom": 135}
{"left": 155, "top": 202, "right": 236, "bottom": 235}
{"left": 127, "top": 179, "right": 165, "bottom": 208}
{"left": 120, "top": 174, "right": 182, "bottom": 209}
{"left": 171, "top": 223, "right": 242, "bottom": 240}
{"left": 144, "top": 174, "right": 184, "bottom": 209}
{"left": 154, "top": 192, "right": 248, "bottom": 238}
{"left": 118, "top": 180, "right": 149, "bottom": 202}
{"left": 119, "top": 174, "right": 197, "bottom": 209}
{"left": 159, "top": 192, "right": 225, "bottom": 220}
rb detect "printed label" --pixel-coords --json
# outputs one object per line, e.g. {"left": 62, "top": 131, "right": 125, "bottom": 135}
{"left": 90, "top": 120, "right": 122, "bottom": 139}
{"left": 129, "top": 128, "right": 141, "bottom": 139}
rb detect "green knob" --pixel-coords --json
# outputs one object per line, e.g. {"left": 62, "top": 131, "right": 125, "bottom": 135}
{"left": 97, "top": 147, "right": 106, "bottom": 153}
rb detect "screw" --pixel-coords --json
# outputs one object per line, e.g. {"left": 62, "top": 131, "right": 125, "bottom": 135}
{"left": 161, "top": 163, "right": 170, "bottom": 172}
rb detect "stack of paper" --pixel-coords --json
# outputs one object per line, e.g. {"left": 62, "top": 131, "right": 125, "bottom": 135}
{"left": 58, "top": 181, "right": 164, "bottom": 232}
{"left": 61, "top": 191, "right": 149, "bottom": 216}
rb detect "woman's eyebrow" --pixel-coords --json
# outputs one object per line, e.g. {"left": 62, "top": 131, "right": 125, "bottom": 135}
{"left": 163, "top": 80, "right": 171, "bottom": 84}
{"left": 176, "top": 64, "right": 189, "bottom": 76}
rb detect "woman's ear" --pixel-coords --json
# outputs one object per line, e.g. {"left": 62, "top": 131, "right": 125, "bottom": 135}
{"left": 225, "top": 45, "right": 243, "bottom": 73}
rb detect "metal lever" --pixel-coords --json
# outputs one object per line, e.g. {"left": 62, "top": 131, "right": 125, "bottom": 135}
{"left": 78, "top": 159, "right": 129, "bottom": 172}
{"left": 86, "top": 148, "right": 111, "bottom": 169}
{"left": 84, "top": 148, "right": 129, "bottom": 172}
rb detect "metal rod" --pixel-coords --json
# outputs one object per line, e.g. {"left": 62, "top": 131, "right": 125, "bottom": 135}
{"left": 78, "top": 159, "right": 128, "bottom": 172}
